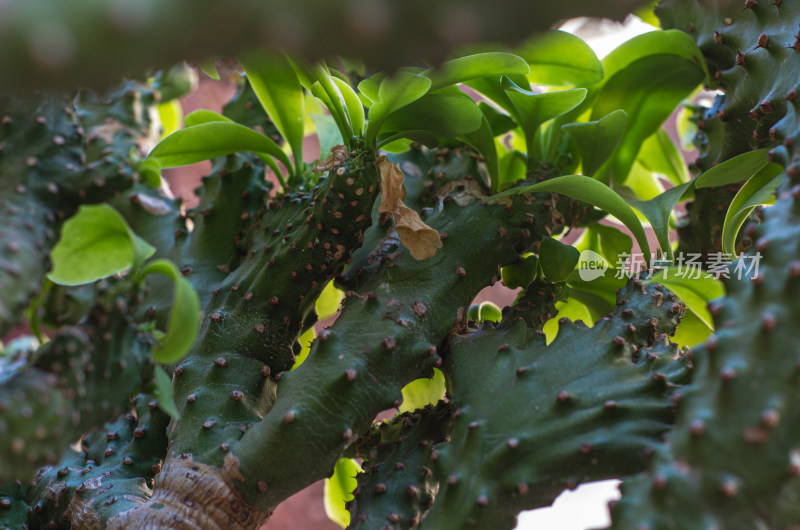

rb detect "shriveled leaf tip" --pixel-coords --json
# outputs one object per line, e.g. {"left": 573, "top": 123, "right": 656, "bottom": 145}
{"left": 377, "top": 157, "right": 442, "bottom": 260}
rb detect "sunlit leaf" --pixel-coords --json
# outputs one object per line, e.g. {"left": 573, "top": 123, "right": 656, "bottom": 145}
{"left": 241, "top": 53, "right": 305, "bottom": 170}
{"left": 141, "top": 259, "right": 201, "bottom": 365}
{"left": 184, "top": 109, "right": 233, "bottom": 127}
{"left": 425, "top": 52, "right": 529, "bottom": 92}
{"left": 400, "top": 368, "right": 446, "bottom": 413}
{"left": 721, "top": 164, "right": 782, "bottom": 256}
{"left": 148, "top": 121, "right": 292, "bottom": 171}
{"left": 561, "top": 109, "right": 627, "bottom": 178}
{"left": 365, "top": 72, "right": 431, "bottom": 146}
{"left": 378, "top": 94, "right": 483, "bottom": 146}
{"left": 49, "top": 204, "right": 155, "bottom": 286}
{"left": 324, "top": 458, "right": 361, "bottom": 528}
{"left": 517, "top": 30, "right": 603, "bottom": 87}
{"left": 494, "top": 175, "right": 651, "bottom": 264}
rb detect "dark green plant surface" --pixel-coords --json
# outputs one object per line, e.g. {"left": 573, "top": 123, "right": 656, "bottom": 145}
{"left": 3, "top": 3, "right": 800, "bottom": 527}
{"left": 661, "top": 0, "right": 800, "bottom": 259}
{"left": 0, "top": 0, "right": 648, "bottom": 93}
{"left": 0, "top": 281, "right": 157, "bottom": 482}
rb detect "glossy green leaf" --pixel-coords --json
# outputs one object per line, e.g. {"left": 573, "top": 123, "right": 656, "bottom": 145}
{"left": 591, "top": 54, "right": 703, "bottom": 185}
{"left": 140, "top": 259, "right": 201, "bottom": 365}
{"left": 184, "top": 109, "right": 233, "bottom": 127}
{"left": 148, "top": 121, "right": 292, "bottom": 171}
{"left": 493, "top": 175, "right": 651, "bottom": 264}
{"left": 479, "top": 102, "right": 516, "bottom": 136}
{"left": 721, "top": 164, "right": 782, "bottom": 256}
{"left": 357, "top": 72, "right": 384, "bottom": 103}
{"left": 425, "top": 52, "right": 529, "bottom": 92}
{"left": 317, "top": 65, "right": 356, "bottom": 143}
{"left": 241, "top": 53, "right": 305, "bottom": 171}
{"left": 310, "top": 113, "right": 344, "bottom": 160}
{"left": 332, "top": 76, "right": 365, "bottom": 136}
{"left": 636, "top": 129, "right": 690, "bottom": 185}
{"left": 459, "top": 114, "right": 498, "bottom": 186}
{"left": 153, "top": 367, "right": 180, "bottom": 419}
{"left": 562, "top": 109, "right": 627, "bottom": 178}
{"left": 49, "top": 204, "right": 155, "bottom": 286}
{"left": 324, "top": 458, "right": 361, "bottom": 528}
{"left": 465, "top": 76, "right": 520, "bottom": 118}
{"left": 366, "top": 72, "right": 432, "bottom": 146}
{"left": 377, "top": 94, "right": 483, "bottom": 145}
{"left": 539, "top": 237, "right": 580, "bottom": 282}
{"left": 497, "top": 149, "right": 527, "bottom": 192}
{"left": 517, "top": 30, "right": 603, "bottom": 87}
{"left": 601, "top": 30, "right": 707, "bottom": 85}
{"left": 589, "top": 222, "right": 633, "bottom": 268}
{"left": 693, "top": 149, "right": 773, "bottom": 189}
{"left": 627, "top": 182, "right": 692, "bottom": 260}
{"left": 504, "top": 82, "right": 587, "bottom": 163}
{"left": 501, "top": 254, "right": 539, "bottom": 289}
{"left": 399, "top": 368, "right": 446, "bottom": 413}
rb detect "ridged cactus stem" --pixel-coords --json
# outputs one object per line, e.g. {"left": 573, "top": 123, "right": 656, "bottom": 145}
{"left": 419, "top": 276, "right": 688, "bottom": 529}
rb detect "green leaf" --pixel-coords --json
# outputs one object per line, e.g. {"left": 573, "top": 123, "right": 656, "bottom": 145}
{"left": 694, "top": 149, "right": 773, "bottom": 189}
{"left": 399, "top": 368, "right": 446, "bottom": 413}
{"left": 148, "top": 121, "right": 292, "bottom": 171}
{"left": 365, "top": 72, "right": 432, "bottom": 146}
{"left": 601, "top": 30, "right": 708, "bottom": 85}
{"left": 478, "top": 301, "right": 503, "bottom": 323}
{"left": 636, "top": 129, "right": 690, "bottom": 185}
{"left": 497, "top": 149, "right": 527, "bottom": 192}
{"left": 184, "top": 109, "right": 233, "bottom": 127}
{"left": 479, "top": 101, "right": 516, "bottom": 136}
{"left": 516, "top": 30, "right": 603, "bottom": 87}
{"left": 561, "top": 109, "right": 627, "bottom": 178}
{"left": 316, "top": 280, "right": 344, "bottom": 320}
{"left": 543, "top": 297, "right": 594, "bottom": 344}
{"left": 324, "top": 458, "right": 361, "bottom": 528}
{"left": 721, "top": 164, "right": 782, "bottom": 256}
{"left": 459, "top": 114, "right": 498, "bottom": 186}
{"left": 137, "top": 158, "right": 163, "bottom": 188}
{"left": 627, "top": 182, "right": 692, "bottom": 260}
{"left": 493, "top": 175, "right": 651, "bottom": 264}
{"left": 539, "top": 237, "right": 580, "bottom": 282}
{"left": 357, "top": 72, "right": 384, "bottom": 103}
{"left": 241, "top": 53, "right": 305, "bottom": 172}
{"left": 313, "top": 63, "right": 353, "bottom": 143}
{"left": 140, "top": 259, "right": 200, "bottom": 365}
{"left": 48, "top": 204, "right": 155, "bottom": 286}
{"left": 425, "top": 52, "right": 529, "bottom": 92}
{"left": 157, "top": 99, "right": 183, "bottom": 141}
{"left": 332, "top": 76, "right": 365, "bottom": 136}
{"left": 377, "top": 93, "right": 483, "bottom": 146}
{"left": 503, "top": 82, "right": 587, "bottom": 162}
{"left": 591, "top": 54, "right": 703, "bottom": 185}
{"left": 588, "top": 222, "right": 633, "bottom": 268}
{"left": 153, "top": 367, "right": 180, "bottom": 419}
{"left": 310, "top": 113, "right": 344, "bottom": 160}
{"left": 501, "top": 255, "right": 539, "bottom": 289}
